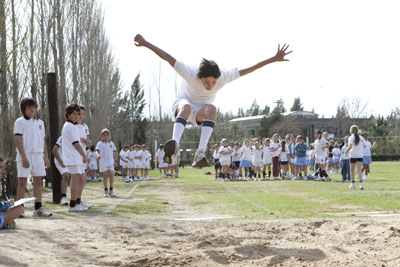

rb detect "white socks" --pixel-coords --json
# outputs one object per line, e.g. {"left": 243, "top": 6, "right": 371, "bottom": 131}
{"left": 172, "top": 116, "right": 187, "bottom": 144}
{"left": 197, "top": 120, "right": 215, "bottom": 153}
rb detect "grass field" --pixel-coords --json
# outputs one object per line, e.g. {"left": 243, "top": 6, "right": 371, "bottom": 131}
{"left": 43, "top": 161, "right": 400, "bottom": 221}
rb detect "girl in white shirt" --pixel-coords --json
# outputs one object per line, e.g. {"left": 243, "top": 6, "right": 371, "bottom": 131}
{"left": 252, "top": 142, "right": 263, "bottom": 180}
{"left": 270, "top": 134, "right": 281, "bottom": 179}
{"left": 212, "top": 144, "right": 221, "bottom": 179}
{"left": 278, "top": 140, "right": 289, "bottom": 179}
{"left": 240, "top": 139, "right": 252, "bottom": 179}
{"left": 262, "top": 138, "right": 272, "bottom": 179}
{"left": 345, "top": 125, "right": 367, "bottom": 190}
{"left": 218, "top": 139, "right": 232, "bottom": 180}
{"left": 361, "top": 133, "right": 376, "bottom": 180}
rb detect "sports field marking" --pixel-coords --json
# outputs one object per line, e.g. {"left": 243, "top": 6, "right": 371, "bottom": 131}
{"left": 98, "top": 182, "right": 143, "bottom": 217}
{"left": 174, "top": 215, "right": 235, "bottom": 221}
{"left": 324, "top": 210, "right": 400, "bottom": 217}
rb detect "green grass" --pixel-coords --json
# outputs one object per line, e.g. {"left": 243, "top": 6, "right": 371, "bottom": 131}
{"left": 41, "top": 161, "right": 400, "bottom": 220}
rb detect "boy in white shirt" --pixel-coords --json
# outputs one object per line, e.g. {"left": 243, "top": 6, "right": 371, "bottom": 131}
{"left": 96, "top": 129, "right": 118, "bottom": 197}
{"left": 52, "top": 136, "right": 70, "bottom": 205}
{"left": 61, "top": 104, "right": 88, "bottom": 212}
{"left": 87, "top": 145, "right": 98, "bottom": 182}
{"left": 133, "top": 145, "right": 142, "bottom": 180}
{"left": 127, "top": 144, "right": 135, "bottom": 180}
{"left": 14, "top": 98, "right": 52, "bottom": 217}
{"left": 140, "top": 145, "right": 152, "bottom": 179}
{"left": 156, "top": 144, "right": 168, "bottom": 178}
{"left": 134, "top": 34, "right": 292, "bottom": 169}
{"left": 119, "top": 146, "right": 129, "bottom": 181}
{"left": 340, "top": 136, "right": 351, "bottom": 181}
{"left": 262, "top": 138, "right": 272, "bottom": 179}
{"left": 218, "top": 139, "right": 232, "bottom": 181}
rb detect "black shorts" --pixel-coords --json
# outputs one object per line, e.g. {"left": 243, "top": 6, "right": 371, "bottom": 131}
{"left": 233, "top": 161, "right": 240, "bottom": 168}
{"left": 350, "top": 158, "right": 363, "bottom": 163}
{"left": 214, "top": 160, "right": 221, "bottom": 169}
{"left": 280, "top": 161, "right": 288, "bottom": 165}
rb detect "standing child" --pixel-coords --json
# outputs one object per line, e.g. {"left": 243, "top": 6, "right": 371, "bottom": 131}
{"left": 119, "top": 146, "right": 129, "bottom": 181}
{"left": 240, "top": 139, "right": 252, "bottom": 180}
{"left": 171, "top": 150, "right": 180, "bottom": 178}
{"left": 262, "top": 138, "right": 272, "bottom": 179}
{"left": 294, "top": 135, "right": 308, "bottom": 180}
{"left": 278, "top": 140, "right": 289, "bottom": 179}
{"left": 140, "top": 145, "right": 152, "bottom": 179}
{"left": 327, "top": 140, "right": 334, "bottom": 174}
{"left": 306, "top": 144, "right": 314, "bottom": 174}
{"left": 287, "top": 134, "right": 296, "bottom": 178}
{"left": 0, "top": 156, "right": 24, "bottom": 229}
{"left": 270, "top": 134, "right": 281, "bottom": 179}
{"left": 340, "top": 136, "right": 351, "bottom": 182}
{"left": 61, "top": 104, "right": 88, "bottom": 211}
{"left": 361, "top": 133, "right": 376, "bottom": 180}
{"left": 96, "top": 129, "right": 118, "bottom": 197}
{"left": 346, "top": 125, "right": 367, "bottom": 190}
{"left": 14, "top": 98, "right": 52, "bottom": 217}
{"left": 332, "top": 142, "right": 341, "bottom": 174}
{"left": 212, "top": 144, "right": 221, "bottom": 179}
{"left": 127, "top": 144, "right": 135, "bottom": 180}
{"left": 52, "top": 136, "right": 71, "bottom": 205}
{"left": 231, "top": 142, "right": 241, "bottom": 179}
{"left": 252, "top": 142, "right": 263, "bottom": 181}
{"left": 156, "top": 144, "right": 168, "bottom": 178}
{"left": 313, "top": 130, "right": 329, "bottom": 181}
{"left": 219, "top": 139, "right": 232, "bottom": 181}
{"left": 87, "top": 145, "right": 98, "bottom": 182}
{"left": 133, "top": 145, "right": 142, "bottom": 180}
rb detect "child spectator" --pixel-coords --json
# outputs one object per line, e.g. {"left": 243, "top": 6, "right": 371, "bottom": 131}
{"left": 52, "top": 136, "right": 71, "bottom": 205}
{"left": 96, "top": 129, "right": 118, "bottom": 197}
{"left": 252, "top": 142, "right": 263, "bottom": 181}
{"left": 141, "top": 145, "right": 152, "bottom": 179}
{"left": 87, "top": 145, "right": 98, "bottom": 182}
{"left": 156, "top": 144, "right": 168, "bottom": 178}
{"left": 262, "top": 138, "right": 272, "bottom": 179}
{"left": 212, "top": 144, "right": 221, "bottom": 179}
{"left": 119, "top": 146, "right": 129, "bottom": 181}
{"left": 240, "top": 139, "right": 252, "bottom": 180}
{"left": 14, "top": 97, "right": 52, "bottom": 217}
{"left": 294, "top": 135, "right": 308, "bottom": 180}
{"left": 340, "top": 136, "right": 351, "bottom": 181}
{"left": 231, "top": 142, "right": 241, "bottom": 179}
{"left": 270, "top": 134, "right": 281, "bottom": 179}
{"left": 332, "top": 142, "right": 341, "bottom": 174}
{"left": 278, "top": 140, "right": 289, "bottom": 179}
{"left": 362, "top": 133, "right": 376, "bottom": 180}
{"left": 219, "top": 138, "right": 232, "bottom": 181}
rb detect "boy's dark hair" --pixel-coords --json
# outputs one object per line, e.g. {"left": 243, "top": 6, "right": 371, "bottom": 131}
{"left": 90, "top": 144, "right": 95, "bottom": 152}
{"left": 65, "top": 103, "right": 80, "bottom": 119}
{"left": 197, "top": 58, "right": 221, "bottom": 79}
{"left": 20, "top": 97, "right": 38, "bottom": 116}
{"left": 80, "top": 105, "right": 86, "bottom": 111}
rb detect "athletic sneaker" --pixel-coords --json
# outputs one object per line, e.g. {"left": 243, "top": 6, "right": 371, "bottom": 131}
{"left": 60, "top": 197, "right": 68, "bottom": 205}
{"left": 359, "top": 183, "right": 364, "bottom": 190}
{"left": 33, "top": 207, "right": 53, "bottom": 217}
{"left": 2, "top": 221, "right": 16, "bottom": 230}
{"left": 77, "top": 203, "right": 89, "bottom": 211}
{"left": 80, "top": 200, "right": 91, "bottom": 209}
{"left": 363, "top": 175, "right": 368, "bottom": 181}
{"left": 315, "top": 177, "right": 324, "bottom": 181}
{"left": 163, "top": 139, "right": 178, "bottom": 164}
{"left": 349, "top": 182, "right": 356, "bottom": 189}
{"left": 104, "top": 189, "right": 109, "bottom": 197}
{"left": 109, "top": 189, "right": 116, "bottom": 197}
{"left": 273, "top": 176, "right": 279, "bottom": 180}
{"left": 68, "top": 205, "right": 85, "bottom": 212}
{"left": 191, "top": 151, "right": 209, "bottom": 169}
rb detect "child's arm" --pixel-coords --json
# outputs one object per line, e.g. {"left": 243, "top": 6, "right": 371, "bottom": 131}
{"left": 239, "top": 44, "right": 292, "bottom": 77}
{"left": 113, "top": 151, "right": 118, "bottom": 166}
{"left": 96, "top": 150, "right": 101, "bottom": 160}
{"left": 44, "top": 142, "right": 50, "bottom": 168}
{"left": 345, "top": 144, "right": 352, "bottom": 155}
{"left": 134, "top": 34, "right": 176, "bottom": 67}
{"left": 74, "top": 143, "right": 87, "bottom": 163}
{"left": 15, "top": 135, "right": 29, "bottom": 168}
{"left": 52, "top": 145, "right": 65, "bottom": 167}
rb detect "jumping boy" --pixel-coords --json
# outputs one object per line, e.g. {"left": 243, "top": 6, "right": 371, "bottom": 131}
{"left": 134, "top": 34, "right": 292, "bottom": 168}
{"left": 14, "top": 97, "right": 52, "bottom": 217}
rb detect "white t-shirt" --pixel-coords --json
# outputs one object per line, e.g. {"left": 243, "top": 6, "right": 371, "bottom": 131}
{"left": 240, "top": 146, "right": 252, "bottom": 161}
{"left": 332, "top": 148, "right": 341, "bottom": 159}
{"left": 212, "top": 150, "right": 220, "bottom": 160}
{"left": 278, "top": 148, "right": 289, "bottom": 162}
{"left": 119, "top": 150, "right": 128, "bottom": 162}
{"left": 231, "top": 148, "right": 241, "bottom": 162}
{"left": 363, "top": 141, "right": 372, "bottom": 157}
{"left": 341, "top": 145, "right": 349, "bottom": 160}
{"left": 61, "top": 121, "right": 82, "bottom": 165}
{"left": 218, "top": 146, "right": 232, "bottom": 162}
{"left": 96, "top": 141, "right": 117, "bottom": 167}
{"left": 14, "top": 117, "right": 45, "bottom": 161}
{"left": 88, "top": 151, "right": 97, "bottom": 164}
{"left": 127, "top": 150, "right": 135, "bottom": 162}
{"left": 54, "top": 136, "right": 63, "bottom": 165}
{"left": 314, "top": 138, "right": 328, "bottom": 158}
{"left": 77, "top": 123, "right": 89, "bottom": 151}
{"left": 174, "top": 61, "right": 240, "bottom": 106}
{"left": 262, "top": 145, "right": 272, "bottom": 160}
{"left": 306, "top": 150, "right": 312, "bottom": 160}
{"left": 270, "top": 142, "right": 280, "bottom": 157}
{"left": 135, "top": 150, "right": 142, "bottom": 162}
{"left": 141, "top": 150, "right": 151, "bottom": 162}
{"left": 252, "top": 148, "right": 262, "bottom": 163}
{"left": 349, "top": 134, "right": 366, "bottom": 158}
{"left": 156, "top": 149, "right": 165, "bottom": 162}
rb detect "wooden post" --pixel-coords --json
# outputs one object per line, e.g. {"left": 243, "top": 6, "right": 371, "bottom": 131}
{"left": 47, "top": 73, "right": 61, "bottom": 203}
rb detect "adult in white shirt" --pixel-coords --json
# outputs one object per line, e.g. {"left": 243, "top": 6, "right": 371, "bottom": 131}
{"left": 134, "top": 34, "right": 292, "bottom": 169}
{"left": 346, "top": 125, "right": 367, "bottom": 190}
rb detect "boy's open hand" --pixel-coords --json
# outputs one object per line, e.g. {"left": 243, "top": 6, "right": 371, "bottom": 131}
{"left": 273, "top": 44, "right": 292, "bottom": 62}
{"left": 134, "top": 34, "right": 147, "bottom": 47}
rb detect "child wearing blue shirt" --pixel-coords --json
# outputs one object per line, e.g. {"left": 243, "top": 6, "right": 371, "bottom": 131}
{"left": 294, "top": 135, "right": 308, "bottom": 180}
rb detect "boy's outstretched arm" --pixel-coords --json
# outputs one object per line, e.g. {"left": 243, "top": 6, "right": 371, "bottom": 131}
{"left": 134, "top": 34, "right": 176, "bottom": 67}
{"left": 239, "top": 44, "right": 292, "bottom": 77}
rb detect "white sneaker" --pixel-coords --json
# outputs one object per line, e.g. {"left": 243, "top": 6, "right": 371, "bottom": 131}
{"left": 80, "top": 200, "right": 91, "bottom": 209}
{"left": 302, "top": 176, "right": 308, "bottom": 180}
{"left": 33, "top": 207, "right": 53, "bottom": 217}
{"left": 273, "top": 176, "right": 279, "bottom": 180}
{"left": 363, "top": 175, "right": 368, "bottom": 181}
{"left": 258, "top": 178, "right": 261, "bottom": 181}
{"left": 109, "top": 189, "right": 116, "bottom": 197}
{"left": 315, "top": 177, "right": 324, "bottom": 181}
{"left": 60, "top": 196, "right": 68, "bottom": 205}
{"left": 104, "top": 189, "right": 109, "bottom": 197}
{"left": 349, "top": 182, "right": 356, "bottom": 189}
{"left": 77, "top": 203, "right": 89, "bottom": 211}
{"left": 68, "top": 205, "right": 84, "bottom": 212}
{"left": 359, "top": 183, "right": 364, "bottom": 190}
{"left": 191, "top": 151, "right": 209, "bottom": 169}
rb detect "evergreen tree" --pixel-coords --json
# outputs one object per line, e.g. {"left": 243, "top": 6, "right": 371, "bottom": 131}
{"left": 290, "top": 97, "right": 304, "bottom": 112}
{"left": 258, "top": 98, "right": 285, "bottom": 137}
{"left": 128, "top": 74, "right": 148, "bottom": 144}
{"left": 246, "top": 99, "right": 261, "bottom": 116}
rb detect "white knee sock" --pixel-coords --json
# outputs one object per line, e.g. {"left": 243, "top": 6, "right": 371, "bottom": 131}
{"left": 172, "top": 116, "right": 186, "bottom": 144}
{"left": 197, "top": 120, "right": 215, "bottom": 153}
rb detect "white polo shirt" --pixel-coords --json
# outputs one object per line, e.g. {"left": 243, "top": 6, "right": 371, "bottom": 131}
{"left": 14, "top": 116, "right": 45, "bottom": 161}
{"left": 141, "top": 150, "right": 151, "bottom": 162}
{"left": 279, "top": 148, "right": 289, "bottom": 162}
{"left": 262, "top": 145, "right": 272, "bottom": 160}
{"left": 252, "top": 148, "right": 262, "bottom": 163}
{"left": 156, "top": 149, "right": 165, "bottom": 161}
{"left": 61, "top": 121, "right": 82, "bottom": 165}
{"left": 174, "top": 61, "right": 240, "bottom": 106}
{"left": 77, "top": 123, "right": 89, "bottom": 151}
{"left": 54, "top": 136, "right": 63, "bottom": 165}
{"left": 231, "top": 148, "right": 241, "bottom": 162}
{"left": 96, "top": 141, "right": 117, "bottom": 167}
{"left": 127, "top": 150, "right": 135, "bottom": 162}
{"left": 270, "top": 141, "right": 280, "bottom": 157}
{"left": 119, "top": 150, "right": 128, "bottom": 162}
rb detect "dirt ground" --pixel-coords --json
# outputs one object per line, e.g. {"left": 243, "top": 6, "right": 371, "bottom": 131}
{"left": 1, "top": 182, "right": 400, "bottom": 267}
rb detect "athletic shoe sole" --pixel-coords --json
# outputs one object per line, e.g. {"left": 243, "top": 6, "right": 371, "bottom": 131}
{"left": 163, "top": 139, "right": 177, "bottom": 165}
{"left": 192, "top": 157, "right": 209, "bottom": 169}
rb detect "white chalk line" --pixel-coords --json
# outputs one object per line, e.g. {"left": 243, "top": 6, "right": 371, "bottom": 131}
{"left": 97, "top": 182, "right": 143, "bottom": 217}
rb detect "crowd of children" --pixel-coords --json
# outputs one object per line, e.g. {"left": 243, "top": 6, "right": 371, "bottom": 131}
{"left": 155, "top": 144, "right": 180, "bottom": 178}
{"left": 211, "top": 126, "right": 376, "bottom": 190}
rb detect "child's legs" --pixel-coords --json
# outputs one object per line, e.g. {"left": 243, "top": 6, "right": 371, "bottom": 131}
{"left": 102, "top": 172, "right": 108, "bottom": 188}
{"left": 61, "top": 173, "right": 70, "bottom": 194}
{"left": 3, "top": 206, "right": 24, "bottom": 225}
{"left": 356, "top": 162, "right": 363, "bottom": 181}
{"left": 78, "top": 173, "right": 86, "bottom": 198}
{"left": 362, "top": 164, "right": 368, "bottom": 175}
{"left": 17, "top": 178, "right": 27, "bottom": 200}
{"left": 350, "top": 162, "right": 356, "bottom": 182}
{"left": 32, "top": 176, "right": 43, "bottom": 202}
{"left": 70, "top": 174, "right": 80, "bottom": 200}
{"left": 108, "top": 170, "right": 114, "bottom": 187}
{"left": 303, "top": 165, "right": 307, "bottom": 176}
{"left": 272, "top": 157, "right": 279, "bottom": 177}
